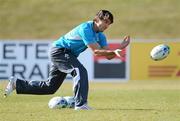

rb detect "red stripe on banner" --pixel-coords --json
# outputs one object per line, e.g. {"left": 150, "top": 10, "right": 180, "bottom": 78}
{"left": 149, "top": 74, "right": 172, "bottom": 77}
{"left": 148, "top": 70, "right": 174, "bottom": 73}
{"left": 148, "top": 65, "right": 176, "bottom": 77}
{"left": 178, "top": 51, "right": 180, "bottom": 56}
{"left": 176, "top": 70, "right": 180, "bottom": 76}
{"left": 149, "top": 65, "right": 177, "bottom": 69}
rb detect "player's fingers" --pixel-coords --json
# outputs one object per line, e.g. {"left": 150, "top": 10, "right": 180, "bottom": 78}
{"left": 123, "top": 36, "right": 128, "bottom": 41}
{"left": 123, "top": 36, "right": 130, "bottom": 43}
{"left": 125, "top": 36, "right": 130, "bottom": 41}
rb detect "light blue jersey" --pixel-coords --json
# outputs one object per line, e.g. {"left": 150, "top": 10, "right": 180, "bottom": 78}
{"left": 53, "top": 21, "right": 107, "bottom": 57}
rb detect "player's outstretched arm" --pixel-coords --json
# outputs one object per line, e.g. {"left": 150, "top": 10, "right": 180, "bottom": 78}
{"left": 119, "top": 36, "right": 130, "bottom": 49}
{"left": 114, "top": 35, "right": 130, "bottom": 57}
{"left": 87, "top": 36, "right": 130, "bottom": 59}
{"left": 87, "top": 43, "right": 116, "bottom": 60}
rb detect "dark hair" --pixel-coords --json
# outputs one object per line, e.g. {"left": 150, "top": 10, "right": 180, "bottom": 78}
{"left": 95, "top": 10, "right": 114, "bottom": 24}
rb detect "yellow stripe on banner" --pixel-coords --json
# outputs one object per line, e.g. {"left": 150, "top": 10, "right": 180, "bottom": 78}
{"left": 130, "top": 41, "right": 180, "bottom": 80}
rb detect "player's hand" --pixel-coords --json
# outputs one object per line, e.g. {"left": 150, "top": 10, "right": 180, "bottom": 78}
{"left": 119, "top": 36, "right": 130, "bottom": 49}
{"left": 114, "top": 49, "right": 125, "bottom": 57}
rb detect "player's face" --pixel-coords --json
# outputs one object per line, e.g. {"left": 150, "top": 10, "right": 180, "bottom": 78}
{"left": 95, "top": 19, "right": 112, "bottom": 32}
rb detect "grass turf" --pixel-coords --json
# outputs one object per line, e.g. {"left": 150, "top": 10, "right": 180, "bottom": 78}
{"left": 0, "top": 0, "right": 180, "bottom": 39}
{"left": 0, "top": 80, "right": 180, "bottom": 121}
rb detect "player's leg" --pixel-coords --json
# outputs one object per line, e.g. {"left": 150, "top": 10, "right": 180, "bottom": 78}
{"left": 4, "top": 63, "right": 67, "bottom": 96}
{"left": 49, "top": 48, "right": 90, "bottom": 109}
{"left": 4, "top": 47, "right": 69, "bottom": 96}
{"left": 16, "top": 64, "right": 67, "bottom": 94}
{"left": 68, "top": 56, "right": 91, "bottom": 109}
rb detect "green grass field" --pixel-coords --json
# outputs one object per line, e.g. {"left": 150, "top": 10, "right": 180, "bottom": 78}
{"left": 0, "top": 80, "right": 180, "bottom": 121}
{"left": 0, "top": 0, "right": 180, "bottom": 39}
{"left": 0, "top": 1, "right": 180, "bottom": 121}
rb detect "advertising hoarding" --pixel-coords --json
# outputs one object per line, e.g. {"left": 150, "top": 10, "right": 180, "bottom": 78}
{"left": 0, "top": 40, "right": 130, "bottom": 82}
{"left": 131, "top": 41, "right": 180, "bottom": 80}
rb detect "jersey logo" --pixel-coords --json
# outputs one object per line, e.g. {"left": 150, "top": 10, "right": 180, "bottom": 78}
{"left": 65, "top": 54, "right": 70, "bottom": 59}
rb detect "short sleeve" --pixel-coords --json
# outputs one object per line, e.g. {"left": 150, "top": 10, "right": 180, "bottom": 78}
{"left": 79, "top": 26, "right": 96, "bottom": 45}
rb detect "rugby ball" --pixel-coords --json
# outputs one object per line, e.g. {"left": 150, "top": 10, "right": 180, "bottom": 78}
{"left": 64, "top": 96, "right": 75, "bottom": 108}
{"left": 48, "top": 96, "right": 67, "bottom": 109}
{"left": 150, "top": 44, "right": 170, "bottom": 61}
